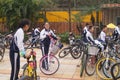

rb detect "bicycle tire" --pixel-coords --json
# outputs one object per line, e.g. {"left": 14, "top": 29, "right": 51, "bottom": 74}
{"left": 23, "top": 64, "right": 37, "bottom": 80}
{"left": 18, "top": 76, "right": 31, "bottom": 80}
{"left": 31, "top": 69, "right": 37, "bottom": 80}
{"left": 0, "top": 47, "right": 5, "bottom": 62}
{"left": 39, "top": 55, "right": 60, "bottom": 75}
{"left": 58, "top": 48, "right": 70, "bottom": 58}
{"left": 102, "top": 58, "right": 119, "bottom": 78}
{"left": 70, "top": 45, "right": 82, "bottom": 59}
{"left": 23, "top": 64, "right": 29, "bottom": 76}
{"left": 80, "top": 52, "right": 87, "bottom": 77}
{"left": 85, "top": 55, "right": 96, "bottom": 76}
{"left": 111, "top": 62, "right": 120, "bottom": 80}
{"left": 0, "top": 50, "right": 3, "bottom": 61}
{"left": 96, "top": 57, "right": 119, "bottom": 80}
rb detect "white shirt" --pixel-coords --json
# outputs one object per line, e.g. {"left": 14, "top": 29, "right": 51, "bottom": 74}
{"left": 86, "top": 31, "right": 104, "bottom": 51}
{"left": 14, "top": 28, "right": 24, "bottom": 51}
{"left": 34, "top": 28, "right": 40, "bottom": 36}
{"left": 115, "top": 26, "right": 120, "bottom": 35}
{"left": 99, "top": 31, "right": 106, "bottom": 42}
{"left": 86, "top": 31, "right": 95, "bottom": 44}
{"left": 40, "top": 29, "right": 56, "bottom": 40}
{"left": 83, "top": 26, "right": 88, "bottom": 34}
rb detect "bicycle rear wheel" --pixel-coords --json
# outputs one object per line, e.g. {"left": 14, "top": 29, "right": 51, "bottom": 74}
{"left": 58, "top": 48, "right": 70, "bottom": 58}
{"left": 85, "top": 55, "right": 96, "bottom": 76}
{"left": 39, "top": 55, "right": 60, "bottom": 75}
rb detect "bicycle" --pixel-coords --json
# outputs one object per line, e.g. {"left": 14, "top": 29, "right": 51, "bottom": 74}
{"left": 39, "top": 36, "right": 62, "bottom": 75}
{"left": 19, "top": 49, "right": 38, "bottom": 80}
{"left": 79, "top": 41, "right": 100, "bottom": 77}
{"left": 96, "top": 38, "right": 119, "bottom": 80}
{"left": 0, "top": 32, "right": 13, "bottom": 61}
{"left": 58, "top": 39, "right": 82, "bottom": 59}
{"left": 80, "top": 40, "right": 108, "bottom": 77}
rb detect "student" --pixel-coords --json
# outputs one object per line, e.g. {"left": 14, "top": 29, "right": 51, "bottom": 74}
{"left": 40, "top": 22, "right": 57, "bottom": 56}
{"left": 82, "top": 23, "right": 90, "bottom": 42}
{"left": 86, "top": 26, "right": 95, "bottom": 44}
{"left": 40, "top": 22, "right": 57, "bottom": 69}
{"left": 31, "top": 26, "right": 40, "bottom": 47}
{"left": 98, "top": 25, "right": 107, "bottom": 49}
{"left": 86, "top": 26, "right": 104, "bottom": 51}
{"left": 98, "top": 25, "right": 107, "bottom": 43}
{"left": 34, "top": 26, "right": 40, "bottom": 36}
{"left": 9, "top": 19, "right": 30, "bottom": 80}
{"left": 112, "top": 23, "right": 120, "bottom": 41}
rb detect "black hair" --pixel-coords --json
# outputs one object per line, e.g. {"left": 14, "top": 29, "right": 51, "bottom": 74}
{"left": 101, "top": 25, "right": 107, "bottom": 30}
{"left": 86, "top": 23, "right": 89, "bottom": 26}
{"left": 88, "top": 26, "right": 93, "bottom": 30}
{"left": 19, "top": 19, "right": 30, "bottom": 28}
{"left": 117, "top": 23, "right": 120, "bottom": 26}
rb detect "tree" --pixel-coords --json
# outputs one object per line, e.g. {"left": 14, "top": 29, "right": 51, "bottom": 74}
{"left": 0, "top": 0, "right": 42, "bottom": 31}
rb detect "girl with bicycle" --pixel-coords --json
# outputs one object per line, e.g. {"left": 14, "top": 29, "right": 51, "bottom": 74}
{"left": 9, "top": 19, "right": 30, "bottom": 80}
{"left": 40, "top": 22, "right": 57, "bottom": 69}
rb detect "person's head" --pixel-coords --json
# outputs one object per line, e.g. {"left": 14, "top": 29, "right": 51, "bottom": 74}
{"left": 102, "top": 25, "right": 107, "bottom": 32}
{"left": 19, "top": 19, "right": 30, "bottom": 32}
{"left": 86, "top": 23, "right": 89, "bottom": 27}
{"left": 44, "top": 22, "right": 50, "bottom": 30}
{"left": 89, "top": 26, "right": 94, "bottom": 33}
{"left": 117, "top": 23, "right": 120, "bottom": 27}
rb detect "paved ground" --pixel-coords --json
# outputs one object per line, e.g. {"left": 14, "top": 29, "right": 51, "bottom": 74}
{"left": 0, "top": 46, "right": 102, "bottom": 80}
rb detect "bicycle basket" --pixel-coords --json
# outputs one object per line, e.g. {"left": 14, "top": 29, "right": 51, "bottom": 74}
{"left": 88, "top": 46, "right": 99, "bottom": 55}
{"left": 50, "top": 45, "right": 60, "bottom": 55}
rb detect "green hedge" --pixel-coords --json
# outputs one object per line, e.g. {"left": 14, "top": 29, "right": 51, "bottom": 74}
{"left": 58, "top": 32, "right": 81, "bottom": 44}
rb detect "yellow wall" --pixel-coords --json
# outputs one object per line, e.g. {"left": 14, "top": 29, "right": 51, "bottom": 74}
{"left": 39, "top": 11, "right": 102, "bottom": 22}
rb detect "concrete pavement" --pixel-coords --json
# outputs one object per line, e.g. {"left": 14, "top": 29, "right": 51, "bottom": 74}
{"left": 0, "top": 47, "right": 101, "bottom": 80}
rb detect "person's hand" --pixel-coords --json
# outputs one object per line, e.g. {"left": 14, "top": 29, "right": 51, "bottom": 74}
{"left": 47, "top": 33, "right": 51, "bottom": 37}
{"left": 20, "top": 50, "right": 26, "bottom": 57}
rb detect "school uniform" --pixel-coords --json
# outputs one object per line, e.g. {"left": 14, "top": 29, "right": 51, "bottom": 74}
{"left": 112, "top": 26, "right": 120, "bottom": 41}
{"left": 9, "top": 28, "right": 25, "bottom": 80}
{"left": 40, "top": 28, "right": 57, "bottom": 69}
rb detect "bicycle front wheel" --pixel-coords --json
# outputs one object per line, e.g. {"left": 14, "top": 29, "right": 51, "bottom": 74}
{"left": 96, "top": 57, "right": 119, "bottom": 80}
{"left": 23, "top": 64, "right": 37, "bottom": 80}
{"left": 80, "top": 52, "right": 87, "bottom": 77}
{"left": 39, "top": 55, "right": 60, "bottom": 75}
{"left": 18, "top": 76, "right": 31, "bottom": 80}
{"left": 71, "top": 45, "right": 82, "bottom": 59}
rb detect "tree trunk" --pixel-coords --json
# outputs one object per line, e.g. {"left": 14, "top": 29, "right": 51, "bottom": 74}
{"left": 68, "top": 0, "right": 71, "bottom": 32}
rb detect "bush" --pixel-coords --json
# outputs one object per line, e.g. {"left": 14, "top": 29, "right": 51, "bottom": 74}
{"left": 58, "top": 32, "right": 69, "bottom": 44}
{"left": 58, "top": 32, "right": 81, "bottom": 44}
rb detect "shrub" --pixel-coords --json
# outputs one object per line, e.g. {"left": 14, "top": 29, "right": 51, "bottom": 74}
{"left": 58, "top": 32, "right": 69, "bottom": 44}
{"left": 58, "top": 32, "right": 81, "bottom": 44}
